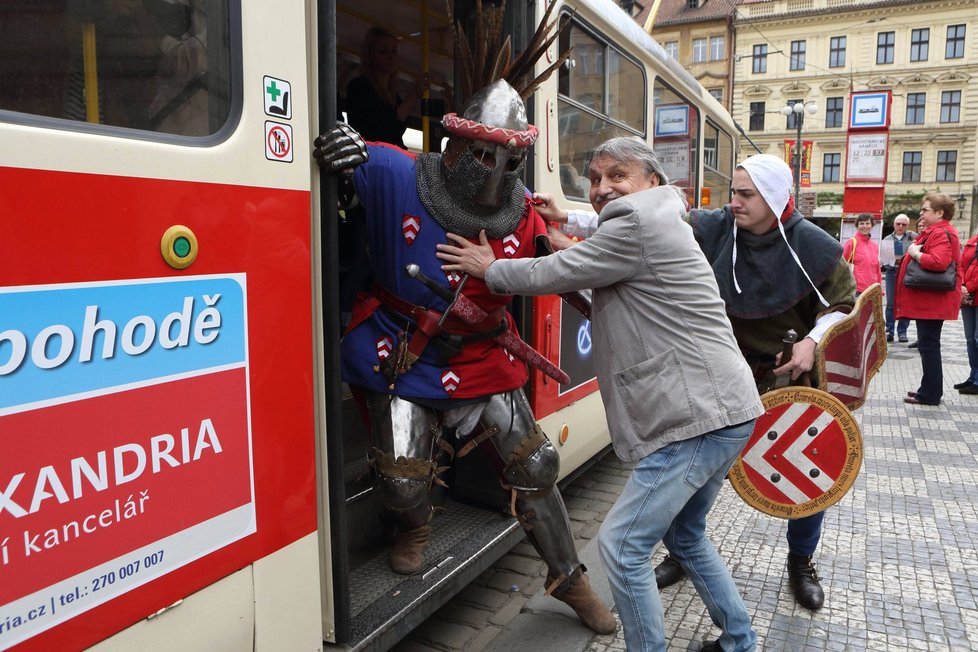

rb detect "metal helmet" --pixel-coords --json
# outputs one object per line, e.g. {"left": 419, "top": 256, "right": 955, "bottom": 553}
{"left": 441, "top": 80, "right": 539, "bottom": 208}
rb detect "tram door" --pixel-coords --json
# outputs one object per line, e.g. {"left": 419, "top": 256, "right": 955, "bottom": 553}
{"left": 0, "top": 3, "right": 323, "bottom": 650}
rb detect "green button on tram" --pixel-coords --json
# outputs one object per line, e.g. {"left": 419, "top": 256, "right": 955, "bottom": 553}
{"left": 160, "top": 225, "right": 199, "bottom": 270}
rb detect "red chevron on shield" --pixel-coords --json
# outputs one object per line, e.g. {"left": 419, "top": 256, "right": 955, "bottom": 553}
{"left": 441, "top": 370, "right": 460, "bottom": 395}
{"left": 376, "top": 336, "right": 393, "bottom": 361}
{"left": 502, "top": 233, "right": 520, "bottom": 257}
{"left": 728, "top": 387, "right": 862, "bottom": 518}
{"left": 402, "top": 215, "right": 421, "bottom": 245}
{"left": 815, "top": 283, "right": 887, "bottom": 410}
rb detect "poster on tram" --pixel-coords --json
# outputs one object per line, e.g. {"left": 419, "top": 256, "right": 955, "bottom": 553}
{"left": 0, "top": 275, "right": 255, "bottom": 648}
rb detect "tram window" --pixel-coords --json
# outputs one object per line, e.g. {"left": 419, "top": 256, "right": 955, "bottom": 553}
{"left": 558, "top": 22, "right": 643, "bottom": 133}
{"left": 651, "top": 79, "right": 699, "bottom": 197}
{"left": 556, "top": 18, "right": 645, "bottom": 200}
{"left": 703, "top": 121, "right": 733, "bottom": 209}
{"left": 0, "top": 0, "right": 231, "bottom": 137}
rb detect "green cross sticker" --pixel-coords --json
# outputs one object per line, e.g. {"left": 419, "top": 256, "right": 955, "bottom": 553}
{"left": 266, "top": 80, "right": 281, "bottom": 102}
{"left": 263, "top": 76, "right": 292, "bottom": 120}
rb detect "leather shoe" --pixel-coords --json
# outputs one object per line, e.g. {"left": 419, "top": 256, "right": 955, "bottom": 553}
{"left": 908, "top": 340, "right": 918, "bottom": 348}
{"left": 953, "top": 380, "right": 975, "bottom": 390}
{"left": 786, "top": 553, "right": 824, "bottom": 610}
{"left": 959, "top": 384, "right": 978, "bottom": 395}
{"left": 899, "top": 336, "right": 909, "bottom": 343}
{"left": 885, "top": 333, "right": 894, "bottom": 342}
{"left": 907, "top": 391, "right": 918, "bottom": 398}
{"left": 701, "top": 640, "right": 722, "bottom": 652}
{"left": 904, "top": 396, "right": 939, "bottom": 406}
{"left": 654, "top": 554, "right": 686, "bottom": 589}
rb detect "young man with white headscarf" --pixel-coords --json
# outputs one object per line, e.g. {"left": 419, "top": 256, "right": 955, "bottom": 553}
{"left": 536, "top": 154, "right": 856, "bottom": 612}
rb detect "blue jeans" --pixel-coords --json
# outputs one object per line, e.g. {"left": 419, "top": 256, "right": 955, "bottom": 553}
{"left": 598, "top": 421, "right": 757, "bottom": 652}
{"left": 915, "top": 319, "right": 945, "bottom": 403}
{"left": 884, "top": 267, "right": 910, "bottom": 337}
{"left": 962, "top": 305, "right": 978, "bottom": 384}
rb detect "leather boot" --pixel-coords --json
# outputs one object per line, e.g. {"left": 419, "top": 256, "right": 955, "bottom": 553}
{"left": 654, "top": 554, "right": 687, "bottom": 589}
{"left": 786, "top": 553, "right": 824, "bottom": 610}
{"left": 549, "top": 567, "right": 617, "bottom": 635}
{"left": 389, "top": 524, "right": 430, "bottom": 575}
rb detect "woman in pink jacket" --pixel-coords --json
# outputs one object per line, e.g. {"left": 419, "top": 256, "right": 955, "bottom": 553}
{"left": 842, "top": 213, "right": 882, "bottom": 295}
{"left": 896, "top": 192, "right": 962, "bottom": 405}
{"left": 957, "top": 233, "right": 978, "bottom": 395}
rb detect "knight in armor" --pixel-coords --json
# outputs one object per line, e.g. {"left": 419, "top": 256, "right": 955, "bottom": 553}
{"left": 312, "top": 6, "right": 615, "bottom": 635}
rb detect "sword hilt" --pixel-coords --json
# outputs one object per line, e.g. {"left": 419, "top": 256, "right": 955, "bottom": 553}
{"left": 774, "top": 329, "right": 798, "bottom": 389}
{"left": 405, "top": 264, "right": 455, "bottom": 303}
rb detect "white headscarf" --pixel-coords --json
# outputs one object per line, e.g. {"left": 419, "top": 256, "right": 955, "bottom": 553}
{"left": 739, "top": 155, "right": 793, "bottom": 219}
{"left": 731, "top": 154, "right": 830, "bottom": 306}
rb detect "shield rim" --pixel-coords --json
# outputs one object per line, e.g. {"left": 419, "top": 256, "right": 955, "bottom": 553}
{"left": 728, "top": 386, "right": 863, "bottom": 519}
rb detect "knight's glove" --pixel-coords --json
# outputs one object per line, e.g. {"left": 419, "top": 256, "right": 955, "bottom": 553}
{"left": 313, "top": 122, "right": 368, "bottom": 172}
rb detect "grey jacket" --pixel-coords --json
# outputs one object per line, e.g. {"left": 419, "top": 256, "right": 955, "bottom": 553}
{"left": 485, "top": 186, "right": 763, "bottom": 461}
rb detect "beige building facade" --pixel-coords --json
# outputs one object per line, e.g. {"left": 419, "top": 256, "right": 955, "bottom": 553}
{"left": 645, "top": 0, "right": 737, "bottom": 112}
{"left": 731, "top": 0, "right": 976, "bottom": 233}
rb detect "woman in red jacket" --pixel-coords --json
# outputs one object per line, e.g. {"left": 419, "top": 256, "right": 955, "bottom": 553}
{"left": 895, "top": 192, "right": 963, "bottom": 405}
{"left": 958, "top": 232, "right": 978, "bottom": 395}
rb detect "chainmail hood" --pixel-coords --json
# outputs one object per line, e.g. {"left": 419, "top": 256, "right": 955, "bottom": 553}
{"left": 416, "top": 150, "right": 527, "bottom": 239}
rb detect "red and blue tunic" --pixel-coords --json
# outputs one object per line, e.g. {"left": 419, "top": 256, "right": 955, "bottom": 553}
{"left": 342, "top": 142, "right": 547, "bottom": 400}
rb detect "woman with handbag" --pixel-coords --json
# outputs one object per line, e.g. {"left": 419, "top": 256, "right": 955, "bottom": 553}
{"left": 895, "top": 192, "right": 962, "bottom": 405}
{"left": 957, "top": 232, "right": 978, "bottom": 395}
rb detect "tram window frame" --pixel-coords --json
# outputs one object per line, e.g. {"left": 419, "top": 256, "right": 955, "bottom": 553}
{"left": 651, "top": 77, "right": 700, "bottom": 204}
{"left": 556, "top": 14, "right": 646, "bottom": 201}
{"left": 702, "top": 120, "right": 733, "bottom": 210}
{"left": 0, "top": 0, "right": 241, "bottom": 144}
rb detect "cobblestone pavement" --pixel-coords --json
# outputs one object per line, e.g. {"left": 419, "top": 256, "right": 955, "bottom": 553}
{"left": 393, "top": 319, "right": 978, "bottom": 652}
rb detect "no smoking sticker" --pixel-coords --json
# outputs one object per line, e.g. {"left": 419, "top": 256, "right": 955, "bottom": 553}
{"left": 264, "top": 121, "right": 293, "bottom": 163}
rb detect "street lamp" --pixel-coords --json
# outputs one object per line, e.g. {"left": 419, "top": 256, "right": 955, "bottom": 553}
{"left": 780, "top": 101, "right": 819, "bottom": 204}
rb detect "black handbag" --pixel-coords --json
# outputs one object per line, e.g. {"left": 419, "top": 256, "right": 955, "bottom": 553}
{"left": 903, "top": 258, "right": 957, "bottom": 291}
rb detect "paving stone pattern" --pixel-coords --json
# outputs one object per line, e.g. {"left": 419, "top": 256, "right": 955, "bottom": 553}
{"left": 393, "top": 320, "right": 978, "bottom": 652}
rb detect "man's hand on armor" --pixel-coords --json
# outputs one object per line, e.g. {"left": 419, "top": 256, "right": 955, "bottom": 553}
{"left": 313, "top": 122, "right": 368, "bottom": 174}
{"left": 773, "top": 337, "right": 816, "bottom": 381}
{"left": 436, "top": 231, "right": 496, "bottom": 280}
{"left": 532, "top": 193, "right": 569, "bottom": 223}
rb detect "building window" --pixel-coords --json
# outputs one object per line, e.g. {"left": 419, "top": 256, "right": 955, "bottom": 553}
{"left": 877, "top": 32, "right": 895, "bottom": 64}
{"left": 902, "top": 152, "right": 922, "bottom": 182}
{"left": 749, "top": 101, "right": 765, "bottom": 131}
{"left": 940, "top": 90, "right": 961, "bottom": 123}
{"left": 910, "top": 28, "right": 929, "bottom": 62}
{"left": 824, "top": 97, "right": 843, "bottom": 128}
{"left": 790, "top": 40, "right": 806, "bottom": 71}
{"left": 708, "top": 88, "right": 723, "bottom": 103}
{"left": 785, "top": 99, "right": 803, "bottom": 130}
{"left": 946, "top": 25, "right": 965, "bottom": 59}
{"left": 665, "top": 41, "right": 678, "bottom": 59}
{"left": 936, "top": 151, "right": 957, "bottom": 181}
{"left": 829, "top": 36, "right": 846, "bottom": 68}
{"left": 753, "top": 44, "right": 767, "bottom": 73}
{"left": 687, "top": 0, "right": 699, "bottom": 8}
{"left": 906, "top": 93, "right": 926, "bottom": 125}
{"left": 710, "top": 36, "right": 725, "bottom": 61}
{"left": 823, "top": 153, "right": 841, "bottom": 182}
{"left": 693, "top": 38, "right": 707, "bottom": 63}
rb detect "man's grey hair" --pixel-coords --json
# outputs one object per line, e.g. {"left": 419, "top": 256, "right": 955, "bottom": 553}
{"left": 586, "top": 136, "right": 669, "bottom": 185}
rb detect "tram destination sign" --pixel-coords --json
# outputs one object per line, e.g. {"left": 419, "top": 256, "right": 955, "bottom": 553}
{"left": 0, "top": 275, "right": 256, "bottom": 649}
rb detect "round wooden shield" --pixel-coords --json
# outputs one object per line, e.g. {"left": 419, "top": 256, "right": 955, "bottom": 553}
{"left": 728, "top": 386, "right": 863, "bottom": 519}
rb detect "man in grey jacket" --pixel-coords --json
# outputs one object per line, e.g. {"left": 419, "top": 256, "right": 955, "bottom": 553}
{"left": 437, "top": 137, "right": 764, "bottom": 652}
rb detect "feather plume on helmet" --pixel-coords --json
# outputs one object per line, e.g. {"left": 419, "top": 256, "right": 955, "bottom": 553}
{"left": 442, "top": 0, "right": 573, "bottom": 146}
